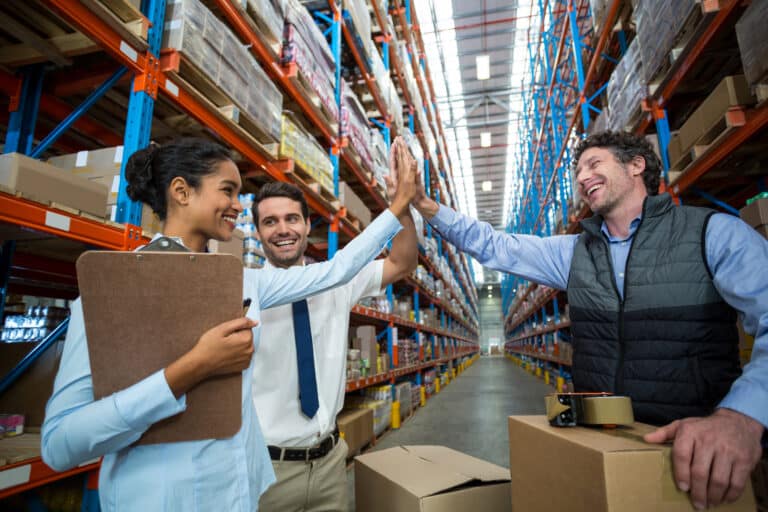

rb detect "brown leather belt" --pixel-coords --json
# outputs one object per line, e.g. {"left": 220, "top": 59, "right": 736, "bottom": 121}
{"left": 268, "top": 431, "right": 340, "bottom": 461}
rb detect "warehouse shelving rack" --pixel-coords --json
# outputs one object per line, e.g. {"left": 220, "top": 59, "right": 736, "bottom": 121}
{"left": 0, "top": 0, "right": 481, "bottom": 502}
{"left": 501, "top": 0, "right": 767, "bottom": 389}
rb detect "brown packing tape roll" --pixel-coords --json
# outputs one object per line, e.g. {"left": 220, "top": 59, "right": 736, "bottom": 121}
{"left": 580, "top": 396, "right": 634, "bottom": 425}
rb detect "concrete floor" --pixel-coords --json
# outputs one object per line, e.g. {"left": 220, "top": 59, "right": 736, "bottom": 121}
{"left": 346, "top": 356, "right": 553, "bottom": 510}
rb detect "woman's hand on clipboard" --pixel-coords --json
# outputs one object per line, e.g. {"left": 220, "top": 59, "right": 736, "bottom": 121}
{"left": 164, "top": 317, "right": 258, "bottom": 398}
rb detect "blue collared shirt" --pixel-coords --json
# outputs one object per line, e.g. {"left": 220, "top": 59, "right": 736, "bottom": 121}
{"left": 430, "top": 204, "right": 768, "bottom": 428}
{"left": 41, "top": 210, "right": 402, "bottom": 512}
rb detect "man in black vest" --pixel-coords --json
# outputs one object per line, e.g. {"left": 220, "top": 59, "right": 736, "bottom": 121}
{"left": 409, "top": 131, "right": 767, "bottom": 510}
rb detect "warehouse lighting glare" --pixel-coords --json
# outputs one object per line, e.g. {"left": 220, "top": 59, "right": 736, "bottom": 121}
{"left": 487, "top": 294, "right": 492, "bottom": 298}
{"left": 480, "top": 132, "right": 491, "bottom": 147}
{"left": 487, "top": 285, "right": 492, "bottom": 290}
{"left": 476, "top": 55, "right": 490, "bottom": 80}
{"left": 482, "top": 180, "right": 493, "bottom": 192}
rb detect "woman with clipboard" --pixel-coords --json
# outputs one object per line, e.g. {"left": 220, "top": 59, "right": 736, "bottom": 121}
{"left": 41, "top": 137, "right": 418, "bottom": 511}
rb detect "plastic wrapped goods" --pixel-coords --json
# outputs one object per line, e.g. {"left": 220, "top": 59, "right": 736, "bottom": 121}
{"left": 163, "top": 0, "right": 283, "bottom": 140}
{"left": 736, "top": 0, "right": 768, "bottom": 86}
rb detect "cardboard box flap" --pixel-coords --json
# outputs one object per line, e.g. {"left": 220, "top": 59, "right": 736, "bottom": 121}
{"left": 511, "top": 416, "right": 658, "bottom": 453}
{"left": 402, "top": 445, "right": 510, "bottom": 483}
{"left": 356, "top": 446, "right": 509, "bottom": 499}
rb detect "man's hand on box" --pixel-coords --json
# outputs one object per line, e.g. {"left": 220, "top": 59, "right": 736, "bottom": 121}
{"left": 644, "top": 408, "right": 763, "bottom": 510}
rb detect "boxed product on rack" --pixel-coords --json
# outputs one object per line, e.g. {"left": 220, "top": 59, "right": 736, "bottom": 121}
{"left": 0, "top": 153, "right": 108, "bottom": 217}
{"left": 673, "top": 75, "right": 754, "bottom": 167}
{"left": 337, "top": 408, "right": 373, "bottom": 455}
{"left": 207, "top": 228, "right": 245, "bottom": 262}
{"left": 48, "top": 146, "right": 124, "bottom": 209}
{"left": 164, "top": 0, "right": 283, "bottom": 141}
{"left": 736, "top": 0, "right": 768, "bottom": 87}
{"left": 634, "top": 0, "right": 696, "bottom": 83}
{"left": 342, "top": 82, "right": 375, "bottom": 173}
{"left": 283, "top": 0, "right": 339, "bottom": 123}
{"left": 242, "top": 0, "right": 286, "bottom": 50}
{"left": 338, "top": 182, "right": 372, "bottom": 226}
{"left": 355, "top": 446, "right": 511, "bottom": 512}
{"left": 740, "top": 196, "right": 768, "bottom": 239}
{"left": 343, "top": 0, "right": 371, "bottom": 62}
{"left": 353, "top": 325, "right": 378, "bottom": 370}
{"left": 508, "top": 416, "right": 756, "bottom": 511}
{"left": 279, "top": 113, "right": 335, "bottom": 194}
{"left": 607, "top": 39, "right": 647, "bottom": 132}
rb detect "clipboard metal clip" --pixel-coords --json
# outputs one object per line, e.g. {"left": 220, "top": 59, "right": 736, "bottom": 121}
{"left": 140, "top": 236, "right": 189, "bottom": 253}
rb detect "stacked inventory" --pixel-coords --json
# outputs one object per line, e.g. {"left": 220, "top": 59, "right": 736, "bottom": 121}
{"left": 164, "top": 0, "right": 283, "bottom": 141}
{"left": 342, "top": 81, "right": 375, "bottom": 173}
{"left": 633, "top": 0, "right": 696, "bottom": 84}
{"left": 279, "top": 113, "right": 335, "bottom": 195}
{"left": 1, "top": 306, "right": 69, "bottom": 343}
{"left": 346, "top": 385, "right": 392, "bottom": 436}
{"left": 236, "top": 194, "right": 266, "bottom": 268}
{"left": 607, "top": 39, "right": 645, "bottom": 132}
{"left": 282, "top": 0, "right": 339, "bottom": 124}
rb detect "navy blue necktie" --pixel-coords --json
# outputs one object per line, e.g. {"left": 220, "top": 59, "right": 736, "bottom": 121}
{"left": 292, "top": 299, "right": 319, "bottom": 418}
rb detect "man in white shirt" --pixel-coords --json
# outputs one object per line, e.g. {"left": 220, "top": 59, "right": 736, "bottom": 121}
{"left": 255, "top": 138, "right": 419, "bottom": 511}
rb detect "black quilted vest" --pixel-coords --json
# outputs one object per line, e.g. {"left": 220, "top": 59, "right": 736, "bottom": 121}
{"left": 567, "top": 194, "right": 741, "bottom": 425}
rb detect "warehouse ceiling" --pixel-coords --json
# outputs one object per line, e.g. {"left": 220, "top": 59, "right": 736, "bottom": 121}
{"left": 415, "top": 0, "right": 533, "bottom": 283}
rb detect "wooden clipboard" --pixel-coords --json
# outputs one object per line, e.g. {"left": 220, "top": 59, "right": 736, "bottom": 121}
{"left": 76, "top": 251, "right": 244, "bottom": 445}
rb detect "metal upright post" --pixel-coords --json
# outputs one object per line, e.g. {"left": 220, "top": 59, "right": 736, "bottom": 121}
{"left": 4, "top": 65, "right": 46, "bottom": 155}
{"left": 115, "top": 0, "right": 166, "bottom": 227}
{"left": 327, "top": 4, "right": 343, "bottom": 258}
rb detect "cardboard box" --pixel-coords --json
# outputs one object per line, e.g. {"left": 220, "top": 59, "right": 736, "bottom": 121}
{"left": 337, "top": 408, "right": 373, "bottom": 455}
{"left": 508, "top": 416, "right": 756, "bottom": 512}
{"left": 49, "top": 146, "right": 125, "bottom": 206}
{"left": 338, "top": 181, "right": 372, "bottom": 227}
{"left": 667, "top": 132, "right": 683, "bottom": 168}
{"left": 355, "top": 445, "right": 511, "bottom": 512}
{"left": 0, "top": 341, "right": 64, "bottom": 427}
{"left": 208, "top": 228, "right": 244, "bottom": 262}
{"left": 677, "top": 75, "right": 754, "bottom": 153}
{"left": 740, "top": 197, "right": 768, "bottom": 229}
{"left": 354, "top": 325, "right": 378, "bottom": 367}
{"left": 0, "top": 153, "right": 109, "bottom": 217}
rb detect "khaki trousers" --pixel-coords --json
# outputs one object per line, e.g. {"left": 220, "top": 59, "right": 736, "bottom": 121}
{"left": 258, "top": 437, "right": 349, "bottom": 512}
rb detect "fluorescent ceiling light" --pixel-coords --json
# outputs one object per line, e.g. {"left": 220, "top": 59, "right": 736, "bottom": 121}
{"left": 480, "top": 132, "right": 491, "bottom": 147}
{"left": 476, "top": 55, "right": 490, "bottom": 80}
{"left": 487, "top": 294, "right": 492, "bottom": 298}
{"left": 482, "top": 180, "right": 493, "bottom": 192}
{"left": 487, "top": 285, "right": 492, "bottom": 290}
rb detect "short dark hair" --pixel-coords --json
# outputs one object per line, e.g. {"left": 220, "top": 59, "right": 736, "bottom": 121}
{"left": 125, "top": 137, "right": 232, "bottom": 220}
{"left": 573, "top": 131, "right": 661, "bottom": 195}
{"left": 254, "top": 182, "right": 309, "bottom": 225}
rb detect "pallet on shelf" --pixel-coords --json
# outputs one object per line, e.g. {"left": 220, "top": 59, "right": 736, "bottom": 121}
{"left": 161, "top": 50, "right": 280, "bottom": 159}
{"left": 80, "top": 0, "right": 148, "bottom": 50}
{"left": 282, "top": 62, "right": 340, "bottom": 135}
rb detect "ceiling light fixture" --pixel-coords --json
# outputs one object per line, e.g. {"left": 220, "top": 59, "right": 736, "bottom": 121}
{"left": 480, "top": 132, "right": 491, "bottom": 147}
{"left": 482, "top": 180, "right": 493, "bottom": 192}
{"left": 476, "top": 55, "right": 490, "bottom": 80}
{"left": 487, "top": 285, "right": 492, "bottom": 290}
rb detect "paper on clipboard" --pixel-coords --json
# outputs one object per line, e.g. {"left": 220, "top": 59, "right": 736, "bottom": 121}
{"left": 76, "top": 251, "right": 244, "bottom": 445}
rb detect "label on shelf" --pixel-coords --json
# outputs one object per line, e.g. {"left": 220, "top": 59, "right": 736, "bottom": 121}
{"left": 45, "top": 212, "right": 71, "bottom": 232}
{"left": 119, "top": 41, "right": 138, "bottom": 63}
{"left": 165, "top": 80, "right": 179, "bottom": 97}
{"left": 0, "top": 464, "right": 31, "bottom": 491}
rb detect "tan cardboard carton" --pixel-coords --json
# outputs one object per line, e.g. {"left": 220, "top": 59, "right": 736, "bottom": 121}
{"left": 208, "top": 229, "right": 244, "bottom": 262}
{"left": 0, "top": 153, "right": 108, "bottom": 217}
{"left": 740, "top": 197, "right": 768, "bottom": 229}
{"left": 337, "top": 408, "right": 373, "bottom": 455}
{"left": 677, "top": 75, "right": 754, "bottom": 153}
{"left": 49, "top": 146, "right": 125, "bottom": 206}
{"left": 355, "top": 445, "right": 511, "bottom": 512}
{"left": 508, "top": 416, "right": 755, "bottom": 512}
{"left": 354, "top": 325, "right": 378, "bottom": 367}
{"left": 339, "top": 181, "right": 372, "bottom": 227}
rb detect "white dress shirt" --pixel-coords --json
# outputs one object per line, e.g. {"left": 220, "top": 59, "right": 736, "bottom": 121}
{"left": 41, "top": 210, "right": 400, "bottom": 511}
{"left": 253, "top": 259, "right": 384, "bottom": 447}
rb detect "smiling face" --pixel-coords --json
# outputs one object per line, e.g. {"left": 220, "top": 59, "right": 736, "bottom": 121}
{"left": 575, "top": 147, "right": 644, "bottom": 216}
{"left": 255, "top": 196, "right": 311, "bottom": 268}
{"left": 184, "top": 159, "right": 243, "bottom": 242}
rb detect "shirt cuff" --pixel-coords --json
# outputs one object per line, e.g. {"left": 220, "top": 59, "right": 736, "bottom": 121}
{"left": 718, "top": 377, "right": 768, "bottom": 429}
{"left": 377, "top": 208, "right": 403, "bottom": 239}
{"left": 429, "top": 204, "right": 456, "bottom": 233}
{"left": 113, "top": 369, "right": 187, "bottom": 431}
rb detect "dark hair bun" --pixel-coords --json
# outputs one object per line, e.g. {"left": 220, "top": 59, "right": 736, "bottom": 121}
{"left": 125, "top": 144, "right": 162, "bottom": 214}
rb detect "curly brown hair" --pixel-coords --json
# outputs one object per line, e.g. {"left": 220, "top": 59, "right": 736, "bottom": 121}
{"left": 573, "top": 131, "right": 661, "bottom": 195}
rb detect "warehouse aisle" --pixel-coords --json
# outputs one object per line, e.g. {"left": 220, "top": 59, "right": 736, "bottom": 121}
{"left": 346, "top": 356, "right": 552, "bottom": 508}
